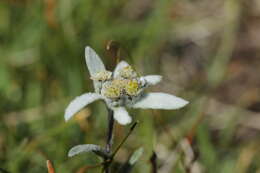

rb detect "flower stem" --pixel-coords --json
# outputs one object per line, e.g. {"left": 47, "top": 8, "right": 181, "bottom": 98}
{"left": 106, "top": 108, "right": 114, "bottom": 153}
{"left": 103, "top": 109, "right": 138, "bottom": 173}
{"left": 104, "top": 108, "right": 114, "bottom": 173}
{"left": 111, "top": 121, "right": 138, "bottom": 158}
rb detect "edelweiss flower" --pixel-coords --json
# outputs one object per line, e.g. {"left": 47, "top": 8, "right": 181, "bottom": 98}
{"left": 64, "top": 46, "right": 189, "bottom": 125}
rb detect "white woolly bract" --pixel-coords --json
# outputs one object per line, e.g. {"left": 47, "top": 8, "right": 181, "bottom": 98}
{"left": 141, "top": 75, "right": 162, "bottom": 86}
{"left": 131, "top": 92, "right": 189, "bottom": 110}
{"left": 113, "top": 61, "right": 130, "bottom": 78}
{"left": 112, "top": 107, "right": 132, "bottom": 125}
{"left": 65, "top": 93, "right": 102, "bottom": 121}
{"left": 85, "top": 46, "right": 106, "bottom": 77}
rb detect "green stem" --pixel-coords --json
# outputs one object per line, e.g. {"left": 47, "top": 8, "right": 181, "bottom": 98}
{"left": 111, "top": 122, "right": 138, "bottom": 158}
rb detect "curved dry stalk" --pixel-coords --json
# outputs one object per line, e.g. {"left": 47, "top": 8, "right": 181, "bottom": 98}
{"left": 46, "top": 160, "right": 55, "bottom": 173}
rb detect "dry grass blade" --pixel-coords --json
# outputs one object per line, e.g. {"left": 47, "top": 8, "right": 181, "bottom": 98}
{"left": 46, "top": 160, "right": 55, "bottom": 173}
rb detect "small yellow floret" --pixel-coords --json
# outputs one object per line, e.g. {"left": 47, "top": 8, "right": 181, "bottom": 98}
{"left": 103, "top": 84, "right": 121, "bottom": 98}
{"left": 91, "top": 71, "right": 112, "bottom": 81}
{"left": 119, "top": 66, "right": 137, "bottom": 79}
{"left": 103, "top": 79, "right": 125, "bottom": 98}
{"left": 111, "top": 79, "right": 126, "bottom": 89}
{"left": 102, "top": 78, "right": 141, "bottom": 98}
{"left": 125, "top": 79, "right": 139, "bottom": 96}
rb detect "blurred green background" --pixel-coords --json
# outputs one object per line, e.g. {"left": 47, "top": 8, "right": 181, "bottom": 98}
{"left": 1, "top": 0, "right": 260, "bottom": 172}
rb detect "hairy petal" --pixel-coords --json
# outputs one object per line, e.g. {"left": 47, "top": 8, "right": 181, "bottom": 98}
{"left": 113, "top": 61, "right": 129, "bottom": 78}
{"left": 65, "top": 93, "right": 102, "bottom": 121}
{"left": 85, "top": 46, "right": 106, "bottom": 77}
{"left": 112, "top": 107, "right": 132, "bottom": 125}
{"left": 131, "top": 92, "right": 189, "bottom": 110}
{"left": 140, "top": 75, "right": 162, "bottom": 86}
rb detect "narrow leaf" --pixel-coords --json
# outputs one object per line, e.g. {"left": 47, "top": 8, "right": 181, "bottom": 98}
{"left": 118, "top": 147, "right": 144, "bottom": 173}
{"left": 129, "top": 147, "right": 144, "bottom": 165}
{"left": 68, "top": 144, "right": 108, "bottom": 158}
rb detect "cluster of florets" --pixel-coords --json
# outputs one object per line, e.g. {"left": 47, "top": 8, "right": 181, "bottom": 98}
{"left": 90, "top": 65, "right": 145, "bottom": 107}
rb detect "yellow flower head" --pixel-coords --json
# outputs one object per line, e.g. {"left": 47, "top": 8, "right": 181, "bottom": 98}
{"left": 103, "top": 84, "right": 121, "bottom": 99}
{"left": 102, "top": 79, "right": 125, "bottom": 98}
{"left": 102, "top": 78, "right": 141, "bottom": 98}
{"left": 125, "top": 79, "right": 139, "bottom": 96}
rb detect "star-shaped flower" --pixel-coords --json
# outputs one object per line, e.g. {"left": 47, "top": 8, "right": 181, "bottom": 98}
{"left": 64, "top": 46, "right": 189, "bottom": 125}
